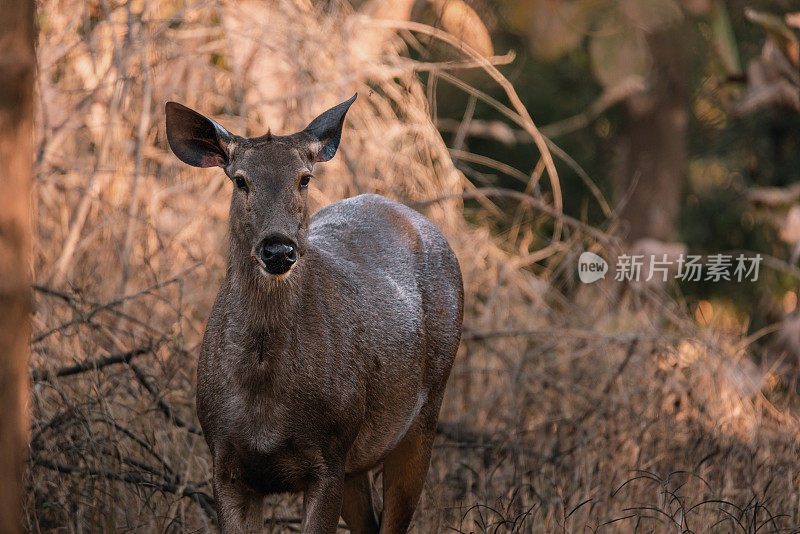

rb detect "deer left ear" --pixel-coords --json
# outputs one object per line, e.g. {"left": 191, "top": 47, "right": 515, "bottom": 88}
{"left": 303, "top": 93, "right": 357, "bottom": 162}
{"left": 165, "top": 102, "right": 233, "bottom": 168}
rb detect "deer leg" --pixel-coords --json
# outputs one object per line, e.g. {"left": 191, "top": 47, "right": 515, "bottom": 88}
{"left": 301, "top": 468, "right": 345, "bottom": 534}
{"left": 212, "top": 463, "right": 263, "bottom": 534}
{"left": 379, "top": 422, "right": 435, "bottom": 534}
{"left": 341, "top": 471, "right": 380, "bottom": 534}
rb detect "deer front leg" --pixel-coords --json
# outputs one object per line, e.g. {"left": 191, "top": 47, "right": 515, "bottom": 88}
{"left": 301, "top": 466, "right": 345, "bottom": 534}
{"left": 212, "top": 459, "right": 263, "bottom": 534}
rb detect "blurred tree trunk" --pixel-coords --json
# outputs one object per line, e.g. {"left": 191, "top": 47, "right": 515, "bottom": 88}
{"left": 613, "top": 25, "right": 689, "bottom": 243}
{"left": 0, "top": 0, "right": 35, "bottom": 532}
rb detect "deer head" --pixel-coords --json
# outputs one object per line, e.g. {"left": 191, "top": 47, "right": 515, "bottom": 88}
{"left": 165, "top": 94, "right": 357, "bottom": 279}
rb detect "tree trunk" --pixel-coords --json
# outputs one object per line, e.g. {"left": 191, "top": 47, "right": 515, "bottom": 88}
{"left": 0, "top": 0, "right": 35, "bottom": 532}
{"left": 613, "top": 25, "right": 688, "bottom": 243}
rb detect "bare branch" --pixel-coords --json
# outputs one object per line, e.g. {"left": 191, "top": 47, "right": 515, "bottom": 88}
{"left": 128, "top": 363, "right": 203, "bottom": 436}
{"left": 31, "top": 346, "right": 153, "bottom": 382}
{"left": 32, "top": 456, "right": 216, "bottom": 521}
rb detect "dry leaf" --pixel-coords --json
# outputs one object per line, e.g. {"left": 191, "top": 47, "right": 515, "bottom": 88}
{"left": 432, "top": 0, "right": 493, "bottom": 57}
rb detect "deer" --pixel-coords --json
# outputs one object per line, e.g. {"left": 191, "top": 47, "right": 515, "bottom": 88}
{"left": 164, "top": 93, "right": 463, "bottom": 534}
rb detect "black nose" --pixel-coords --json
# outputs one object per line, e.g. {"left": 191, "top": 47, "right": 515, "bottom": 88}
{"left": 258, "top": 239, "right": 297, "bottom": 275}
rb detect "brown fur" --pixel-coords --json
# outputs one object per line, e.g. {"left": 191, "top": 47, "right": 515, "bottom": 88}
{"left": 165, "top": 96, "right": 463, "bottom": 533}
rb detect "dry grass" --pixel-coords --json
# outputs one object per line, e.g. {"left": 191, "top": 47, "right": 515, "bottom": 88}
{"left": 28, "top": 0, "right": 800, "bottom": 532}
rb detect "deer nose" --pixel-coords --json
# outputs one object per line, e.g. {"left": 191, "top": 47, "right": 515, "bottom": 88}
{"left": 258, "top": 238, "right": 297, "bottom": 275}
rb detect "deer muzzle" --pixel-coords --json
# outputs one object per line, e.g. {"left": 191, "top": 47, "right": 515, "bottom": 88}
{"left": 257, "top": 236, "right": 298, "bottom": 275}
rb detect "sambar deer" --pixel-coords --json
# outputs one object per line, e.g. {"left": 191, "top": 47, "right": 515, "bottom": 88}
{"left": 165, "top": 94, "right": 463, "bottom": 534}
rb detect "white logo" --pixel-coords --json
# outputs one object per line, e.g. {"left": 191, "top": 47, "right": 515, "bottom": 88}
{"left": 578, "top": 252, "right": 608, "bottom": 283}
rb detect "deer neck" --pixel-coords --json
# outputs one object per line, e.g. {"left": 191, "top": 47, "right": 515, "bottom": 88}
{"left": 227, "top": 242, "right": 303, "bottom": 339}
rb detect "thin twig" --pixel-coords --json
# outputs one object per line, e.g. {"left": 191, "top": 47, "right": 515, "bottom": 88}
{"left": 32, "top": 456, "right": 216, "bottom": 520}
{"left": 362, "top": 17, "right": 563, "bottom": 243}
{"left": 411, "top": 187, "right": 615, "bottom": 244}
{"left": 32, "top": 266, "right": 199, "bottom": 344}
{"left": 31, "top": 346, "right": 153, "bottom": 382}
{"left": 128, "top": 363, "right": 203, "bottom": 436}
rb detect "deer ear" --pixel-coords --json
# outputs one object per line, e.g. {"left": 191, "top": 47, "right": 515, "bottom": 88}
{"left": 165, "top": 102, "right": 232, "bottom": 168}
{"left": 303, "top": 93, "right": 357, "bottom": 162}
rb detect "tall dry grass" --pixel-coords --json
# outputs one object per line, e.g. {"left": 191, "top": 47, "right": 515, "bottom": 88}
{"left": 28, "top": 0, "right": 800, "bottom": 532}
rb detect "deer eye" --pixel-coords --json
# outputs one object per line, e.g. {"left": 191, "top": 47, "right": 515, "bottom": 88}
{"left": 234, "top": 176, "right": 249, "bottom": 193}
{"left": 299, "top": 174, "right": 311, "bottom": 189}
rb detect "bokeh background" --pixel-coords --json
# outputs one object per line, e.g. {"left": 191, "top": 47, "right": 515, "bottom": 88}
{"left": 28, "top": 0, "right": 800, "bottom": 531}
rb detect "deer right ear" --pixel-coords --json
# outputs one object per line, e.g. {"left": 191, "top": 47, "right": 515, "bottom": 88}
{"left": 303, "top": 93, "right": 357, "bottom": 162}
{"left": 165, "top": 102, "right": 232, "bottom": 168}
